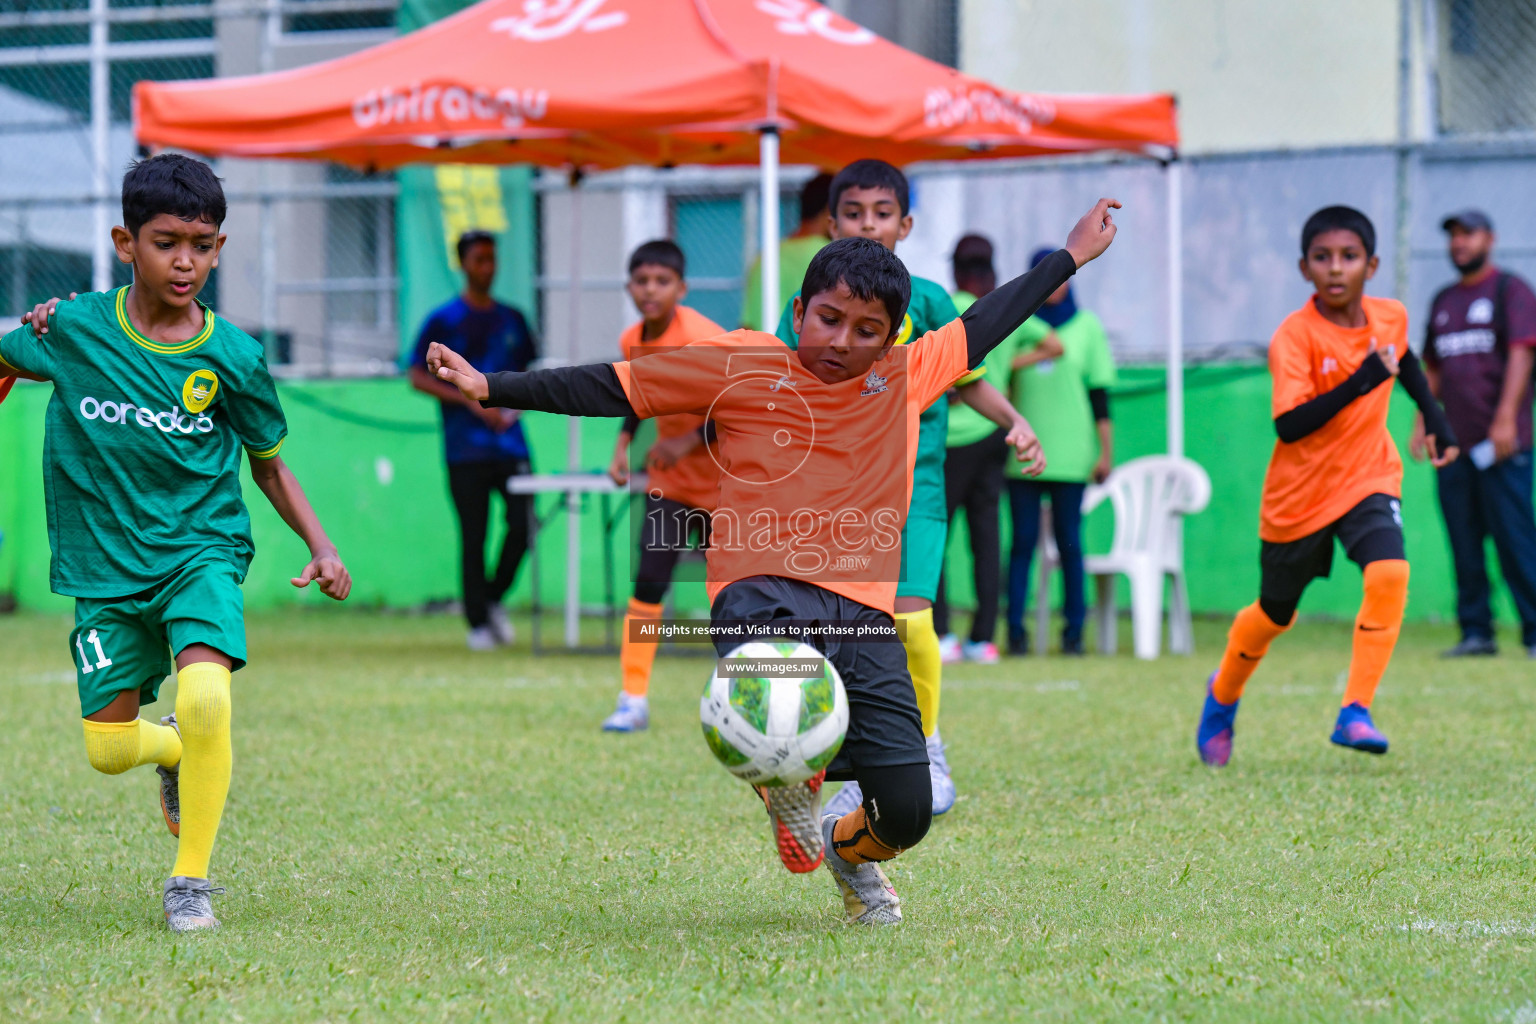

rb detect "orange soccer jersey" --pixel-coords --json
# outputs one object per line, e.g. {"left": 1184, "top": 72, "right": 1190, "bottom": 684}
{"left": 1260, "top": 295, "right": 1408, "bottom": 543}
{"left": 619, "top": 305, "right": 726, "bottom": 512}
{"left": 613, "top": 322, "right": 973, "bottom": 615}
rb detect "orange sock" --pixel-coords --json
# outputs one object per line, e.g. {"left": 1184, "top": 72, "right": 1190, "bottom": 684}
{"left": 831, "top": 807, "right": 902, "bottom": 864}
{"left": 620, "top": 598, "right": 664, "bottom": 697}
{"left": 1211, "top": 602, "right": 1293, "bottom": 704}
{"left": 1343, "top": 559, "right": 1408, "bottom": 708}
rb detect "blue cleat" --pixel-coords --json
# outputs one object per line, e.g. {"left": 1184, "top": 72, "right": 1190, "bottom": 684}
{"left": 1330, "top": 702, "right": 1388, "bottom": 754}
{"left": 1197, "top": 673, "right": 1239, "bottom": 767}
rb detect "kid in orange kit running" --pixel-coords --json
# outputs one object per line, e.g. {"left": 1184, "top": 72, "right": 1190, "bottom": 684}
{"left": 1197, "top": 206, "right": 1460, "bottom": 765}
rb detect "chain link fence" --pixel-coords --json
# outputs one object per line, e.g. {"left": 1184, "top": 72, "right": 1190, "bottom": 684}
{"left": 1429, "top": 0, "right": 1536, "bottom": 135}
{"left": 0, "top": 0, "right": 399, "bottom": 374}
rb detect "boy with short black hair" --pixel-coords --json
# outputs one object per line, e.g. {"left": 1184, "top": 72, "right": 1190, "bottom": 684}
{"left": 775, "top": 158, "right": 1042, "bottom": 819}
{"left": 427, "top": 198, "right": 1120, "bottom": 924}
{"left": 1, "top": 153, "right": 350, "bottom": 932}
{"left": 601, "top": 239, "right": 725, "bottom": 731}
{"left": 1196, "top": 205, "right": 1459, "bottom": 767}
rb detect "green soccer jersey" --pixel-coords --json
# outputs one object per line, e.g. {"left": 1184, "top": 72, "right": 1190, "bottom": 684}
{"left": 0, "top": 287, "right": 288, "bottom": 598}
{"left": 774, "top": 274, "right": 961, "bottom": 522}
{"left": 1007, "top": 308, "right": 1116, "bottom": 483}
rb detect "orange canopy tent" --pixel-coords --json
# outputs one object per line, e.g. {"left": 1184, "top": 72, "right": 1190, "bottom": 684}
{"left": 135, "top": 0, "right": 1177, "bottom": 330}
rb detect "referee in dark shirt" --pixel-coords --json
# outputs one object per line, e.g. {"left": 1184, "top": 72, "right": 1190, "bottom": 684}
{"left": 408, "top": 231, "right": 538, "bottom": 650}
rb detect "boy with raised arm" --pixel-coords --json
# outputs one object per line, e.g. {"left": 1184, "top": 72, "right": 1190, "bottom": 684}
{"left": 2, "top": 155, "right": 350, "bottom": 932}
{"left": 430, "top": 198, "right": 1120, "bottom": 925}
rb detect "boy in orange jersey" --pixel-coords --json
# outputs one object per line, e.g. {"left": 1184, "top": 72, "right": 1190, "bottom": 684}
{"left": 427, "top": 198, "right": 1121, "bottom": 925}
{"left": 1197, "top": 206, "right": 1460, "bottom": 766}
{"left": 602, "top": 240, "right": 725, "bottom": 732}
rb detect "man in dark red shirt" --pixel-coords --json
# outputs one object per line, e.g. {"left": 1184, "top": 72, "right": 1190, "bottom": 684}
{"left": 1417, "top": 209, "right": 1536, "bottom": 658}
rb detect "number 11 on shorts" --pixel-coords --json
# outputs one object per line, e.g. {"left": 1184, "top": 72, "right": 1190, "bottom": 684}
{"left": 75, "top": 628, "right": 112, "bottom": 673}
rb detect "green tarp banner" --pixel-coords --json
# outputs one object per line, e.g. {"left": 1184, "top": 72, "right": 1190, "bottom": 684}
{"left": 394, "top": 0, "right": 539, "bottom": 358}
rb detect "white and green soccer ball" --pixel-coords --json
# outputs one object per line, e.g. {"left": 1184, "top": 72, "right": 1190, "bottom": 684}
{"left": 700, "top": 640, "right": 848, "bottom": 787}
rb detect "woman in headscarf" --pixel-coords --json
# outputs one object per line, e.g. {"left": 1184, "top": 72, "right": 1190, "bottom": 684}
{"left": 1004, "top": 247, "right": 1117, "bottom": 655}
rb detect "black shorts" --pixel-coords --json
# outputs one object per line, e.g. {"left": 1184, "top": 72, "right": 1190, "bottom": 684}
{"left": 1260, "top": 493, "right": 1406, "bottom": 605}
{"left": 710, "top": 575, "right": 927, "bottom": 781}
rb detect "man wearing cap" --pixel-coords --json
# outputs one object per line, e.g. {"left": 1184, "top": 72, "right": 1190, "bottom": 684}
{"left": 1416, "top": 210, "right": 1536, "bottom": 658}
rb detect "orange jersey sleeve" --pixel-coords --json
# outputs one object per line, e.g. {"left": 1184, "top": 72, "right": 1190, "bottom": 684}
{"left": 613, "top": 331, "right": 764, "bottom": 420}
{"left": 1268, "top": 318, "right": 1318, "bottom": 418}
{"left": 905, "top": 319, "right": 972, "bottom": 409}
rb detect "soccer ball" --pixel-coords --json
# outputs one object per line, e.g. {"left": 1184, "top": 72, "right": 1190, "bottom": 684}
{"left": 700, "top": 639, "right": 848, "bottom": 787}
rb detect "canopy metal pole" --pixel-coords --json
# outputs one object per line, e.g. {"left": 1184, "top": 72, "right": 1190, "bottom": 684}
{"left": 564, "top": 174, "right": 584, "bottom": 648}
{"left": 1165, "top": 158, "right": 1184, "bottom": 459}
{"left": 759, "top": 128, "right": 781, "bottom": 331}
{"left": 89, "top": 0, "right": 111, "bottom": 292}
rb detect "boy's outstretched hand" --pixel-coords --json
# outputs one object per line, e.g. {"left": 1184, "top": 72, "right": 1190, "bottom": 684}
{"left": 427, "top": 341, "right": 490, "bottom": 402}
{"left": 292, "top": 551, "right": 351, "bottom": 600}
{"left": 1006, "top": 419, "right": 1047, "bottom": 477}
{"left": 1422, "top": 433, "right": 1459, "bottom": 470}
{"left": 1065, "top": 199, "right": 1121, "bottom": 268}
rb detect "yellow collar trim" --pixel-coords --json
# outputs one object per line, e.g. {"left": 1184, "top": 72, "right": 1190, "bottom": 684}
{"left": 115, "top": 287, "right": 215, "bottom": 355}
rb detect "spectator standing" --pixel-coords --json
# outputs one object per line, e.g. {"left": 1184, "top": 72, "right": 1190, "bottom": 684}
{"left": 1416, "top": 210, "right": 1536, "bottom": 658}
{"left": 738, "top": 172, "right": 833, "bottom": 331}
{"left": 409, "top": 231, "right": 539, "bottom": 651}
{"left": 1004, "top": 248, "right": 1116, "bottom": 656}
{"left": 936, "top": 235, "right": 1013, "bottom": 664}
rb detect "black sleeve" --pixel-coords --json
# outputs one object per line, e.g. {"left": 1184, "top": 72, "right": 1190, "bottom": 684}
{"left": 1273, "top": 352, "right": 1393, "bottom": 443}
{"left": 1397, "top": 350, "right": 1458, "bottom": 448}
{"left": 620, "top": 412, "right": 641, "bottom": 436}
{"left": 1088, "top": 388, "right": 1110, "bottom": 422}
{"left": 483, "top": 363, "right": 636, "bottom": 418}
{"left": 959, "top": 249, "right": 1077, "bottom": 369}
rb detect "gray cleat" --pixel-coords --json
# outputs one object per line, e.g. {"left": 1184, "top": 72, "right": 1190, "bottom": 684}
{"left": 1441, "top": 636, "right": 1498, "bottom": 658}
{"left": 163, "top": 876, "right": 224, "bottom": 933}
{"left": 156, "top": 714, "right": 180, "bottom": 837}
{"left": 819, "top": 813, "right": 902, "bottom": 925}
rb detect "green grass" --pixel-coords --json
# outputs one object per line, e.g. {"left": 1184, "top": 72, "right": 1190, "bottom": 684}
{"left": 3, "top": 609, "right": 1535, "bottom": 1022}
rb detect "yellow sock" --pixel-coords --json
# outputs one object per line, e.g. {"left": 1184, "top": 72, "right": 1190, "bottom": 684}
{"left": 82, "top": 718, "right": 182, "bottom": 775}
{"left": 896, "top": 608, "right": 942, "bottom": 738}
{"left": 170, "top": 663, "right": 232, "bottom": 880}
{"left": 621, "top": 598, "right": 664, "bottom": 697}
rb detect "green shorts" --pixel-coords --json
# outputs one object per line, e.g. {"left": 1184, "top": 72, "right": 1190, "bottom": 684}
{"left": 70, "top": 560, "right": 247, "bottom": 717}
{"left": 896, "top": 515, "right": 949, "bottom": 603}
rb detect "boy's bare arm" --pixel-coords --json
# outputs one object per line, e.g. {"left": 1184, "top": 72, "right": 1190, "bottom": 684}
{"left": 247, "top": 454, "right": 351, "bottom": 600}
{"left": 953, "top": 378, "right": 1046, "bottom": 476}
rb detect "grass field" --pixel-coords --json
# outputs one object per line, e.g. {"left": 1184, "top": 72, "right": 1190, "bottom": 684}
{"left": 2, "top": 608, "right": 1535, "bottom": 1022}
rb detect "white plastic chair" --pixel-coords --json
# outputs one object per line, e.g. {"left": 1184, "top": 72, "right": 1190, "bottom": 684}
{"left": 1033, "top": 455, "right": 1211, "bottom": 660}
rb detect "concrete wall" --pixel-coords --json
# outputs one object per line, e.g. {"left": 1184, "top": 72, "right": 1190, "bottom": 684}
{"left": 960, "top": 0, "right": 1433, "bottom": 153}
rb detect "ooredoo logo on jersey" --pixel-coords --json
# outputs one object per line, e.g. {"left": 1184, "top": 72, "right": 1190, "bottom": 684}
{"left": 78, "top": 395, "right": 214, "bottom": 435}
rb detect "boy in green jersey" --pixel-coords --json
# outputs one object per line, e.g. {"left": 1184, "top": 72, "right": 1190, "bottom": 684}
{"left": 775, "top": 159, "right": 1042, "bottom": 818}
{"left": 5, "top": 155, "right": 351, "bottom": 933}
